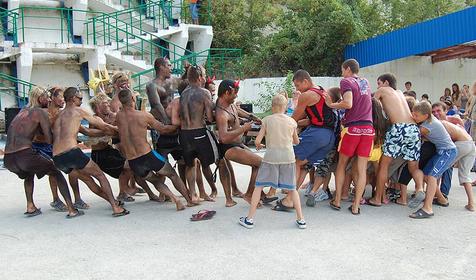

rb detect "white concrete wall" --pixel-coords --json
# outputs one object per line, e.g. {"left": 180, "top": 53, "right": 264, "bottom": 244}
{"left": 236, "top": 77, "right": 341, "bottom": 112}
{"left": 20, "top": 8, "right": 69, "bottom": 44}
{"left": 30, "top": 64, "right": 84, "bottom": 88}
{"left": 359, "top": 56, "right": 476, "bottom": 102}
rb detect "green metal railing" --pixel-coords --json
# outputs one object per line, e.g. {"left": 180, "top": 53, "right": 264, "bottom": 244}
{"left": 0, "top": 72, "right": 35, "bottom": 111}
{"left": 174, "top": 0, "right": 212, "bottom": 25}
{"left": 0, "top": 7, "right": 18, "bottom": 46}
{"left": 85, "top": 15, "right": 191, "bottom": 67}
{"left": 131, "top": 48, "right": 242, "bottom": 94}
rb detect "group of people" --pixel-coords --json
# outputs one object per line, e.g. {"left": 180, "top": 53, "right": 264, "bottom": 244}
{"left": 3, "top": 57, "right": 475, "bottom": 229}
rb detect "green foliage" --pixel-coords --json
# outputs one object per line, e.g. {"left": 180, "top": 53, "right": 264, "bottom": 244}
{"left": 251, "top": 70, "right": 294, "bottom": 112}
{"left": 210, "top": 0, "right": 473, "bottom": 77}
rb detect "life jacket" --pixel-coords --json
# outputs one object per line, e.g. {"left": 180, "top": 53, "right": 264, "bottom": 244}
{"left": 305, "top": 87, "right": 336, "bottom": 129}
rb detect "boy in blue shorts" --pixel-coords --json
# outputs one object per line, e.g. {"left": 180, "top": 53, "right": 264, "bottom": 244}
{"left": 411, "top": 101, "right": 457, "bottom": 218}
{"left": 239, "top": 95, "right": 306, "bottom": 229}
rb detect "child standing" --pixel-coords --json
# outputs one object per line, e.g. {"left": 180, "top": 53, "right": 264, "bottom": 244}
{"left": 239, "top": 94, "right": 306, "bottom": 229}
{"left": 410, "top": 101, "right": 457, "bottom": 218}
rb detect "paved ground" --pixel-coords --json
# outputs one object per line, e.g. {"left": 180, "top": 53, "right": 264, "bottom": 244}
{"left": 1, "top": 159, "right": 475, "bottom": 280}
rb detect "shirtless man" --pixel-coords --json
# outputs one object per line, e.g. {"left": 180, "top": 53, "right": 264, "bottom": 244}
{"left": 176, "top": 66, "right": 236, "bottom": 206}
{"left": 115, "top": 89, "right": 193, "bottom": 211}
{"left": 52, "top": 87, "right": 128, "bottom": 217}
{"left": 215, "top": 79, "right": 262, "bottom": 205}
{"left": 438, "top": 120, "right": 476, "bottom": 211}
{"left": 368, "top": 73, "right": 424, "bottom": 207}
{"left": 110, "top": 72, "right": 131, "bottom": 113}
{"left": 4, "top": 87, "right": 82, "bottom": 218}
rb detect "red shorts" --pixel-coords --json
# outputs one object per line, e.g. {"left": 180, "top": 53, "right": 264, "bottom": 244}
{"left": 338, "top": 125, "right": 375, "bottom": 158}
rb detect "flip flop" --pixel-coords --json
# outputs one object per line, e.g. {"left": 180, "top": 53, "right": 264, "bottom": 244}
{"left": 366, "top": 199, "right": 382, "bottom": 207}
{"left": 50, "top": 200, "right": 67, "bottom": 212}
{"left": 329, "top": 200, "right": 341, "bottom": 211}
{"left": 73, "top": 199, "right": 90, "bottom": 210}
{"left": 135, "top": 187, "right": 146, "bottom": 194}
{"left": 271, "top": 199, "right": 293, "bottom": 212}
{"left": 190, "top": 210, "right": 216, "bottom": 221}
{"left": 117, "top": 194, "right": 135, "bottom": 203}
{"left": 408, "top": 191, "right": 425, "bottom": 209}
{"left": 262, "top": 196, "right": 278, "bottom": 204}
{"left": 24, "top": 208, "right": 42, "bottom": 217}
{"left": 432, "top": 199, "right": 449, "bottom": 207}
{"left": 348, "top": 205, "right": 360, "bottom": 215}
{"left": 112, "top": 209, "right": 130, "bottom": 217}
{"left": 409, "top": 208, "right": 434, "bottom": 219}
{"left": 66, "top": 210, "right": 85, "bottom": 219}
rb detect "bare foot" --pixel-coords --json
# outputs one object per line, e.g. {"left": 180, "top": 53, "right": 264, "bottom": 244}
{"left": 465, "top": 204, "right": 475, "bottom": 212}
{"left": 210, "top": 190, "right": 218, "bottom": 199}
{"left": 299, "top": 181, "right": 310, "bottom": 190}
{"left": 367, "top": 198, "right": 382, "bottom": 207}
{"left": 243, "top": 195, "right": 262, "bottom": 208}
{"left": 176, "top": 201, "right": 186, "bottom": 211}
{"left": 225, "top": 200, "right": 237, "bottom": 207}
{"left": 186, "top": 201, "right": 200, "bottom": 207}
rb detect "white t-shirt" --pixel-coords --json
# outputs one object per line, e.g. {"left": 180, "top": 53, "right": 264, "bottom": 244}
{"left": 261, "top": 113, "right": 297, "bottom": 164}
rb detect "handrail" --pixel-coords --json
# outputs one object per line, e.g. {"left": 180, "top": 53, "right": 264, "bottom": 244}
{"left": 0, "top": 7, "right": 19, "bottom": 46}
{"left": 171, "top": 0, "right": 212, "bottom": 25}
{"left": 0, "top": 72, "right": 35, "bottom": 110}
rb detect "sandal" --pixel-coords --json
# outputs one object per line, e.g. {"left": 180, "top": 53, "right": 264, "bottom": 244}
{"left": 190, "top": 210, "right": 216, "bottom": 221}
{"left": 272, "top": 199, "right": 293, "bottom": 212}
{"left": 432, "top": 199, "right": 449, "bottom": 207}
{"left": 409, "top": 208, "right": 434, "bottom": 219}
{"left": 262, "top": 196, "right": 278, "bottom": 204}
{"left": 112, "top": 209, "right": 130, "bottom": 217}
{"left": 66, "top": 209, "right": 85, "bottom": 219}
{"left": 24, "top": 208, "right": 42, "bottom": 217}
{"left": 348, "top": 205, "right": 360, "bottom": 215}
{"left": 50, "top": 200, "right": 67, "bottom": 212}
{"left": 329, "top": 200, "right": 341, "bottom": 211}
{"left": 365, "top": 198, "right": 382, "bottom": 207}
{"left": 117, "top": 194, "right": 135, "bottom": 203}
{"left": 73, "top": 199, "right": 90, "bottom": 210}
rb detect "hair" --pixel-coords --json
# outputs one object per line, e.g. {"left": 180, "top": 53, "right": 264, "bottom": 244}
{"left": 452, "top": 83, "right": 460, "bottom": 102}
{"left": 405, "top": 81, "right": 412, "bottom": 86}
{"left": 187, "top": 65, "right": 205, "bottom": 83}
{"left": 154, "top": 57, "right": 169, "bottom": 72}
{"left": 118, "top": 89, "right": 133, "bottom": 106}
{"left": 342, "top": 59, "right": 360, "bottom": 74}
{"left": 48, "top": 86, "right": 63, "bottom": 98}
{"left": 444, "top": 88, "right": 451, "bottom": 97}
{"left": 405, "top": 96, "right": 417, "bottom": 110}
{"left": 421, "top": 93, "right": 429, "bottom": 100}
{"left": 272, "top": 94, "right": 287, "bottom": 111}
{"left": 292, "top": 69, "right": 311, "bottom": 82}
{"left": 404, "top": 90, "right": 417, "bottom": 99}
{"left": 89, "top": 93, "right": 111, "bottom": 112}
{"left": 111, "top": 72, "right": 129, "bottom": 86}
{"left": 327, "top": 87, "right": 341, "bottom": 103}
{"left": 444, "top": 99, "right": 453, "bottom": 108}
{"left": 218, "top": 80, "right": 237, "bottom": 97}
{"left": 64, "top": 87, "right": 80, "bottom": 102}
{"left": 27, "top": 86, "right": 48, "bottom": 108}
{"left": 377, "top": 73, "right": 397, "bottom": 90}
{"left": 371, "top": 97, "right": 388, "bottom": 147}
{"left": 412, "top": 101, "right": 432, "bottom": 120}
{"left": 432, "top": 101, "right": 447, "bottom": 112}
{"left": 178, "top": 79, "right": 189, "bottom": 95}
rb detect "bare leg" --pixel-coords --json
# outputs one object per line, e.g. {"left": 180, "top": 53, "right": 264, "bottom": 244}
{"left": 201, "top": 165, "right": 218, "bottom": 199}
{"left": 225, "top": 147, "right": 261, "bottom": 204}
{"left": 295, "top": 159, "right": 308, "bottom": 190}
{"left": 184, "top": 163, "right": 199, "bottom": 203}
{"left": 147, "top": 171, "right": 185, "bottom": 211}
{"left": 77, "top": 160, "right": 125, "bottom": 214}
{"left": 463, "top": 182, "right": 475, "bottom": 211}
{"left": 68, "top": 173, "right": 89, "bottom": 208}
{"left": 117, "top": 170, "right": 134, "bottom": 202}
{"left": 341, "top": 172, "right": 352, "bottom": 200}
{"left": 49, "top": 170, "right": 80, "bottom": 217}
{"left": 158, "top": 162, "right": 198, "bottom": 207}
{"left": 289, "top": 190, "right": 304, "bottom": 221}
{"left": 396, "top": 184, "right": 408, "bottom": 206}
{"left": 48, "top": 176, "right": 61, "bottom": 202}
{"left": 322, "top": 174, "right": 331, "bottom": 191}
{"left": 225, "top": 159, "right": 242, "bottom": 197}
{"left": 133, "top": 176, "right": 161, "bottom": 201}
{"left": 24, "top": 176, "right": 38, "bottom": 213}
{"left": 310, "top": 176, "right": 325, "bottom": 193}
{"left": 420, "top": 176, "right": 436, "bottom": 214}
{"left": 434, "top": 187, "right": 448, "bottom": 205}
{"left": 369, "top": 155, "right": 393, "bottom": 205}
{"left": 408, "top": 161, "right": 424, "bottom": 193}
{"left": 246, "top": 187, "right": 263, "bottom": 219}
{"left": 332, "top": 153, "right": 352, "bottom": 208}
{"left": 218, "top": 159, "right": 236, "bottom": 207}
{"left": 351, "top": 156, "right": 369, "bottom": 214}
{"left": 196, "top": 160, "right": 213, "bottom": 201}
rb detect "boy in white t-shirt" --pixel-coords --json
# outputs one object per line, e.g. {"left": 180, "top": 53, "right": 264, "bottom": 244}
{"left": 239, "top": 94, "right": 306, "bottom": 229}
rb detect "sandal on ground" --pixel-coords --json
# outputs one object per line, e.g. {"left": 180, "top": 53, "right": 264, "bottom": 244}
{"left": 348, "top": 205, "right": 360, "bottom": 215}
{"left": 112, "top": 209, "right": 130, "bottom": 217}
{"left": 117, "top": 194, "right": 135, "bottom": 203}
{"left": 190, "top": 210, "right": 216, "bottom": 221}
{"left": 408, "top": 191, "right": 425, "bottom": 209}
{"left": 465, "top": 205, "right": 474, "bottom": 212}
{"left": 409, "top": 208, "right": 434, "bottom": 219}
{"left": 272, "top": 199, "right": 293, "bottom": 212}
{"left": 50, "top": 200, "right": 67, "bottom": 212}
{"left": 24, "top": 208, "right": 42, "bottom": 218}
{"left": 66, "top": 209, "right": 85, "bottom": 219}
{"left": 262, "top": 196, "right": 278, "bottom": 204}
{"left": 329, "top": 200, "right": 341, "bottom": 211}
{"left": 73, "top": 199, "right": 90, "bottom": 210}
{"left": 432, "top": 199, "right": 449, "bottom": 207}
{"left": 366, "top": 198, "right": 382, "bottom": 207}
